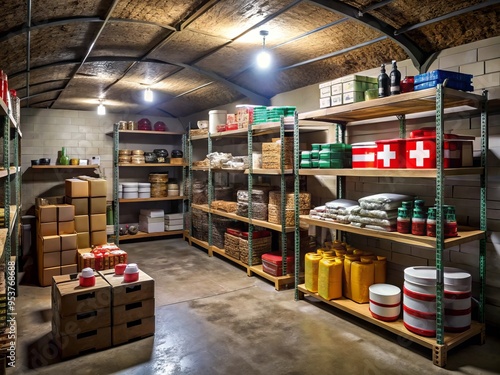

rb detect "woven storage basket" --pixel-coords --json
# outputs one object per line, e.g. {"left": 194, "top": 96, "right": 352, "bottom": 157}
{"left": 151, "top": 182, "right": 167, "bottom": 198}
{"left": 236, "top": 202, "right": 268, "bottom": 220}
{"left": 212, "top": 216, "right": 236, "bottom": 249}
{"left": 192, "top": 188, "right": 207, "bottom": 204}
{"left": 211, "top": 200, "right": 238, "bottom": 213}
{"left": 267, "top": 204, "right": 309, "bottom": 226}
{"left": 239, "top": 235, "right": 272, "bottom": 265}
{"left": 224, "top": 232, "right": 240, "bottom": 259}
{"left": 268, "top": 191, "right": 311, "bottom": 209}
{"left": 214, "top": 186, "right": 233, "bottom": 201}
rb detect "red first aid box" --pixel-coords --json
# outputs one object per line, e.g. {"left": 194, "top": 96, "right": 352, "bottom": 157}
{"left": 352, "top": 142, "right": 377, "bottom": 168}
{"left": 375, "top": 139, "right": 406, "bottom": 168}
{"left": 261, "top": 252, "right": 295, "bottom": 276}
{"left": 406, "top": 137, "right": 467, "bottom": 168}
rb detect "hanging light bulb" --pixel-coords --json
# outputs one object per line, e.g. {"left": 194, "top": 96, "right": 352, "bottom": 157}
{"left": 97, "top": 101, "right": 106, "bottom": 115}
{"left": 144, "top": 87, "right": 153, "bottom": 102}
{"left": 256, "top": 30, "right": 271, "bottom": 69}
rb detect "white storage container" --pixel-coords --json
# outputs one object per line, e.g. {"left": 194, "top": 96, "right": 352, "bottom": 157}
{"left": 209, "top": 110, "right": 227, "bottom": 133}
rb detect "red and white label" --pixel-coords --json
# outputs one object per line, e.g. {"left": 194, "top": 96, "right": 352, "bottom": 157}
{"left": 352, "top": 143, "right": 377, "bottom": 168}
{"left": 406, "top": 137, "right": 463, "bottom": 168}
{"left": 408, "top": 141, "right": 431, "bottom": 167}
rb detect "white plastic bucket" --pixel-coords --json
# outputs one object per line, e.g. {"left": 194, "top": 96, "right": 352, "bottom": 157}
{"left": 209, "top": 110, "right": 227, "bottom": 133}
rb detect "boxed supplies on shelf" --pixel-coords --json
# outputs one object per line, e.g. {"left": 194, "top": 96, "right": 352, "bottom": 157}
{"left": 319, "top": 80, "right": 332, "bottom": 98}
{"left": 375, "top": 139, "right": 406, "bottom": 168}
{"left": 140, "top": 209, "right": 164, "bottom": 218}
{"left": 352, "top": 142, "right": 377, "bottom": 168}
{"left": 77, "top": 245, "right": 127, "bottom": 271}
{"left": 262, "top": 252, "right": 295, "bottom": 276}
{"left": 139, "top": 215, "right": 164, "bottom": 233}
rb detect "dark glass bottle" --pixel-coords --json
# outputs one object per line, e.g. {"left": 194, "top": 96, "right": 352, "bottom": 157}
{"left": 378, "top": 64, "right": 389, "bottom": 98}
{"left": 390, "top": 60, "right": 401, "bottom": 95}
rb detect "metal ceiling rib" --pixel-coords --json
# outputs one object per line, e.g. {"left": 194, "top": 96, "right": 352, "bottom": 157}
{"left": 49, "top": 0, "right": 121, "bottom": 108}
{"left": 308, "top": 0, "right": 427, "bottom": 69}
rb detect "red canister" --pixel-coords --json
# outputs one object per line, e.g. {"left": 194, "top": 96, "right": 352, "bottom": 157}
{"left": 79, "top": 268, "right": 96, "bottom": 287}
{"left": 124, "top": 263, "right": 139, "bottom": 282}
{"left": 115, "top": 263, "right": 127, "bottom": 275}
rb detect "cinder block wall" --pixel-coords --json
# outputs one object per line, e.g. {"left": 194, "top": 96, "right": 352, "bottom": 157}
{"left": 20, "top": 108, "right": 184, "bottom": 215}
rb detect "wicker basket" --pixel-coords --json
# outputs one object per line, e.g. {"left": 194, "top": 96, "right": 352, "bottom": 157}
{"left": 236, "top": 202, "right": 268, "bottom": 220}
{"left": 267, "top": 204, "right": 309, "bottom": 226}
{"left": 212, "top": 217, "right": 236, "bottom": 249}
{"left": 192, "top": 188, "right": 207, "bottom": 204}
{"left": 211, "top": 200, "right": 238, "bottom": 213}
{"left": 269, "top": 191, "right": 311, "bottom": 209}
{"left": 224, "top": 232, "right": 240, "bottom": 259}
{"left": 239, "top": 235, "right": 272, "bottom": 265}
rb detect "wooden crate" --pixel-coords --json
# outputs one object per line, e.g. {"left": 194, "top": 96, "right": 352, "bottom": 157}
{"left": 54, "top": 326, "right": 111, "bottom": 359}
{"left": 112, "top": 315, "right": 155, "bottom": 346}
{"left": 52, "top": 307, "right": 111, "bottom": 337}
{"left": 98, "top": 269, "right": 154, "bottom": 306}
{"left": 268, "top": 204, "right": 309, "bottom": 226}
{"left": 112, "top": 298, "right": 155, "bottom": 326}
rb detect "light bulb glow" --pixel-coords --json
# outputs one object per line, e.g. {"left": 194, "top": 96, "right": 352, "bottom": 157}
{"left": 257, "top": 50, "right": 271, "bottom": 69}
{"left": 144, "top": 88, "right": 153, "bottom": 102}
{"left": 97, "top": 103, "right": 106, "bottom": 115}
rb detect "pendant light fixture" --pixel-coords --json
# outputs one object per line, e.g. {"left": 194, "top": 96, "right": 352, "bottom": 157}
{"left": 144, "top": 87, "right": 153, "bottom": 102}
{"left": 256, "top": 30, "right": 271, "bottom": 69}
{"left": 97, "top": 100, "right": 106, "bottom": 115}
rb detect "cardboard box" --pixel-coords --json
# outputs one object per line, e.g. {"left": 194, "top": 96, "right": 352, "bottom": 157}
{"left": 58, "top": 220, "right": 75, "bottom": 235}
{"left": 77, "top": 248, "right": 92, "bottom": 271}
{"left": 140, "top": 209, "right": 164, "bottom": 218}
{"left": 91, "top": 231, "right": 107, "bottom": 246}
{"left": 90, "top": 197, "right": 107, "bottom": 214}
{"left": 52, "top": 307, "right": 111, "bottom": 337}
{"left": 65, "top": 179, "right": 89, "bottom": 198}
{"left": 36, "top": 196, "right": 65, "bottom": 208}
{"left": 112, "top": 298, "right": 155, "bottom": 326}
{"left": 75, "top": 215, "right": 89, "bottom": 232}
{"left": 98, "top": 269, "right": 155, "bottom": 306}
{"left": 112, "top": 316, "right": 155, "bottom": 346}
{"left": 36, "top": 205, "right": 57, "bottom": 223}
{"left": 90, "top": 214, "right": 106, "bottom": 232}
{"left": 39, "top": 251, "right": 61, "bottom": 268}
{"left": 38, "top": 222, "right": 58, "bottom": 236}
{"left": 61, "top": 264, "right": 78, "bottom": 275}
{"left": 39, "top": 266, "right": 61, "bottom": 287}
{"left": 331, "top": 94, "right": 342, "bottom": 106}
{"left": 342, "top": 91, "right": 365, "bottom": 104}
{"left": 52, "top": 273, "right": 111, "bottom": 316}
{"left": 77, "top": 232, "right": 90, "bottom": 249}
{"left": 60, "top": 233, "right": 77, "bottom": 250}
{"left": 375, "top": 139, "right": 407, "bottom": 169}
{"left": 65, "top": 197, "right": 89, "bottom": 216}
{"left": 54, "top": 326, "right": 111, "bottom": 359}
{"left": 139, "top": 220, "right": 164, "bottom": 233}
{"left": 319, "top": 97, "right": 330, "bottom": 109}
{"left": 86, "top": 178, "right": 107, "bottom": 197}
{"left": 57, "top": 204, "right": 75, "bottom": 222}
{"left": 61, "top": 249, "right": 77, "bottom": 265}
{"left": 38, "top": 235, "right": 61, "bottom": 253}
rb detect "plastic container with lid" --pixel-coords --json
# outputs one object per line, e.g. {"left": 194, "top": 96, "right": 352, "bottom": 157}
{"left": 305, "top": 252, "right": 322, "bottom": 293}
{"left": 124, "top": 263, "right": 140, "bottom": 283}
{"left": 411, "top": 207, "right": 426, "bottom": 236}
{"left": 209, "top": 110, "right": 227, "bottom": 133}
{"left": 426, "top": 207, "right": 436, "bottom": 237}
{"left": 351, "top": 259, "right": 375, "bottom": 303}
{"left": 397, "top": 207, "right": 411, "bottom": 234}
{"left": 79, "top": 267, "right": 95, "bottom": 287}
{"left": 318, "top": 257, "right": 343, "bottom": 300}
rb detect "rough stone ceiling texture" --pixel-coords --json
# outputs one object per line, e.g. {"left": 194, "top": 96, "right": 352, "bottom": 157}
{"left": 0, "top": 0, "right": 498, "bottom": 118}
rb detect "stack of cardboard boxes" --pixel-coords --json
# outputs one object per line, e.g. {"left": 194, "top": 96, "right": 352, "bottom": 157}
{"left": 36, "top": 203, "right": 78, "bottom": 286}
{"left": 65, "top": 178, "right": 107, "bottom": 248}
{"left": 52, "top": 273, "right": 112, "bottom": 358}
{"left": 99, "top": 269, "right": 155, "bottom": 346}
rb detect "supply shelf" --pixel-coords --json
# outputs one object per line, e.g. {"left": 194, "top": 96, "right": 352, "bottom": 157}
{"left": 187, "top": 117, "right": 300, "bottom": 290}
{"left": 297, "top": 284, "right": 483, "bottom": 368}
{"left": 297, "top": 85, "right": 488, "bottom": 368}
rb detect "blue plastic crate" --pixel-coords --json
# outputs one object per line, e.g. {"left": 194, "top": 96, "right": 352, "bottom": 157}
{"left": 414, "top": 70, "right": 473, "bottom": 84}
{"left": 414, "top": 79, "right": 474, "bottom": 92}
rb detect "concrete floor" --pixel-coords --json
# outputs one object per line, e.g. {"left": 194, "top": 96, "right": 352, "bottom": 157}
{"left": 9, "top": 238, "right": 500, "bottom": 375}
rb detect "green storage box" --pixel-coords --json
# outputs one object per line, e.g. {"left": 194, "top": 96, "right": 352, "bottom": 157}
{"left": 312, "top": 160, "right": 319, "bottom": 168}
{"left": 300, "top": 160, "right": 312, "bottom": 168}
{"left": 319, "top": 160, "right": 331, "bottom": 168}
{"left": 301, "top": 151, "right": 311, "bottom": 160}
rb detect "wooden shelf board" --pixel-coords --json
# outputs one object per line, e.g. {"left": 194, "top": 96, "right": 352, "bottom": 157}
{"left": 119, "top": 196, "right": 186, "bottom": 203}
{"left": 31, "top": 164, "right": 99, "bottom": 169}
{"left": 190, "top": 122, "right": 283, "bottom": 140}
{"left": 119, "top": 230, "right": 183, "bottom": 241}
{"left": 0, "top": 167, "right": 19, "bottom": 178}
{"left": 190, "top": 237, "right": 210, "bottom": 250}
{"left": 298, "top": 284, "right": 483, "bottom": 351}
{"left": 299, "top": 88, "right": 484, "bottom": 124}
{"left": 106, "top": 130, "right": 185, "bottom": 136}
{"left": 300, "top": 215, "right": 484, "bottom": 249}
{"left": 299, "top": 167, "right": 484, "bottom": 178}
{"left": 245, "top": 168, "right": 293, "bottom": 175}
{"left": 249, "top": 264, "right": 296, "bottom": 287}
{"left": 191, "top": 204, "right": 295, "bottom": 233}
{"left": 191, "top": 167, "right": 245, "bottom": 173}
{"left": 118, "top": 162, "right": 187, "bottom": 167}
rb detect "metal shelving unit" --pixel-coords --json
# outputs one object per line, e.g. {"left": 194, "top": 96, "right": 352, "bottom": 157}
{"left": 108, "top": 126, "right": 187, "bottom": 244}
{"left": 297, "top": 86, "right": 488, "bottom": 367}
{"left": 187, "top": 120, "right": 297, "bottom": 290}
{"left": 0, "top": 97, "right": 21, "bottom": 362}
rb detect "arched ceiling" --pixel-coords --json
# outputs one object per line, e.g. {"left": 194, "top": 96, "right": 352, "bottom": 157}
{"left": 0, "top": 0, "right": 498, "bottom": 117}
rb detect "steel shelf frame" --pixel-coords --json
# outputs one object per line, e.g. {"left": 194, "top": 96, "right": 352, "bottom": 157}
{"left": 297, "top": 86, "right": 488, "bottom": 366}
{"left": 111, "top": 125, "right": 186, "bottom": 244}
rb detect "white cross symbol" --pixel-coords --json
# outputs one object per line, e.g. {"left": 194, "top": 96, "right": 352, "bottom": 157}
{"left": 409, "top": 141, "right": 430, "bottom": 167}
{"left": 377, "top": 144, "right": 396, "bottom": 167}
